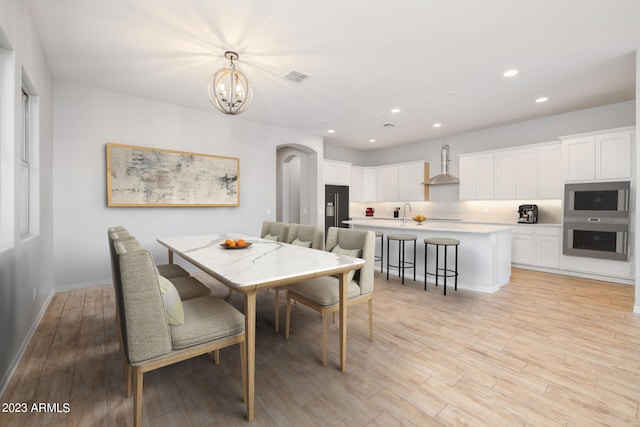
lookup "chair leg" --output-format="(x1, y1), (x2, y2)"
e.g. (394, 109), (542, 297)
(214, 349), (220, 365)
(228, 288), (233, 299)
(132, 368), (143, 427)
(124, 359), (132, 397)
(368, 298), (373, 342)
(239, 342), (247, 405)
(321, 311), (327, 366)
(285, 296), (292, 339)
(274, 289), (280, 332)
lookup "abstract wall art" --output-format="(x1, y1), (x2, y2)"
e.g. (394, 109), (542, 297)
(106, 143), (240, 206)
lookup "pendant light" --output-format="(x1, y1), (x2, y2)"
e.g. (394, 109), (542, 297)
(207, 51), (253, 115)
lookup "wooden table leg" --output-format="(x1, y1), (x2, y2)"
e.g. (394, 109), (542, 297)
(167, 249), (174, 264)
(339, 271), (348, 372)
(244, 291), (256, 421)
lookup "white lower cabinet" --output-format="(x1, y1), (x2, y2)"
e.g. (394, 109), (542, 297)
(511, 225), (560, 268)
(511, 226), (534, 265)
(533, 227), (561, 269)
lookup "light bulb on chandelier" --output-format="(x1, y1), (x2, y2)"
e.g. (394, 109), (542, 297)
(207, 51), (253, 115)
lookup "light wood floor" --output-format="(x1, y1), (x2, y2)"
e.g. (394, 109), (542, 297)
(2, 268), (640, 426)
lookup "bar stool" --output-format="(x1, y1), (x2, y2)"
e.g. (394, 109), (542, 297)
(374, 231), (384, 273)
(424, 237), (459, 295)
(387, 234), (416, 284)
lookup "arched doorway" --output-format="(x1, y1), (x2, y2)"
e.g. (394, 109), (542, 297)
(276, 144), (319, 225)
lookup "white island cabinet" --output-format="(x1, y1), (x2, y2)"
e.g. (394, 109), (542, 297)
(345, 219), (513, 293)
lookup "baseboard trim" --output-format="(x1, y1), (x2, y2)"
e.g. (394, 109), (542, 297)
(54, 278), (110, 292)
(0, 289), (54, 400)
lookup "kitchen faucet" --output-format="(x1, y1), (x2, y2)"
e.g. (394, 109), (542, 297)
(402, 202), (412, 226)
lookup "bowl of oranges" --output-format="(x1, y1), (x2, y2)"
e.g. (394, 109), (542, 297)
(412, 214), (426, 225)
(221, 239), (252, 249)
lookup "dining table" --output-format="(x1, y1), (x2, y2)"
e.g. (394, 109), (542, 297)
(156, 233), (365, 421)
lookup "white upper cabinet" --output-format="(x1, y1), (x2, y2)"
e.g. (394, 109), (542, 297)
(459, 153), (494, 200)
(516, 147), (539, 199)
(375, 165), (399, 201)
(537, 144), (563, 199)
(494, 151), (516, 200)
(460, 141), (562, 201)
(351, 166), (376, 202)
(561, 128), (634, 182)
(324, 160), (351, 186)
(398, 162), (428, 201)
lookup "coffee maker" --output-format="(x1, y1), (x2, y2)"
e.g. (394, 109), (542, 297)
(518, 204), (538, 223)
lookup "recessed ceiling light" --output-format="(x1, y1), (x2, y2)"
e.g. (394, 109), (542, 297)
(535, 97), (548, 103)
(433, 123), (442, 128)
(369, 139), (376, 143)
(327, 129), (335, 133)
(391, 108), (400, 113)
(503, 69), (518, 77)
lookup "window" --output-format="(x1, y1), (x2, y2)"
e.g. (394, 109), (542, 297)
(20, 87), (30, 237)
(19, 71), (39, 241)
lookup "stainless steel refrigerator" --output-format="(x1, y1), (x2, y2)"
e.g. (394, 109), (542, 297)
(325, 185), (350, 237)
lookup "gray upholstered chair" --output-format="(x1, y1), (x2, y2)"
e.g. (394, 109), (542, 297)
(114, 242), (246, 427)
(107, 228), (213, 394)
(285, 227), (375, 365)
(272, 224), (324, 332)
(108, 229), (211, 300)
(260, 220), (290, 242)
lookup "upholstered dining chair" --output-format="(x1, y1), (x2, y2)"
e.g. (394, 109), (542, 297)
(285, 227), (375, 365)
(107, 228), (214, 394)
(272, 224), (324, 332)
(260, 220), (291, 242)
(114, 241), (246, 427)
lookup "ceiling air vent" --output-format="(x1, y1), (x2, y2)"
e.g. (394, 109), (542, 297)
(382, 123), (395, 127)
(283, 70), (310, 83)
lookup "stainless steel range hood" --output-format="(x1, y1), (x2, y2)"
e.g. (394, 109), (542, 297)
(422, 145), (459, 185)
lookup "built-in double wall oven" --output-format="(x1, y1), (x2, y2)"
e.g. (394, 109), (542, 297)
(563, 181), (630, 261)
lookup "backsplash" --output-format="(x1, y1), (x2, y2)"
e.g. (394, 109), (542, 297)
(351, 199), (562, 224)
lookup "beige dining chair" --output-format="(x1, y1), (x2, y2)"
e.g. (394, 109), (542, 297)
(260, 220), (291, 242)
(107, 228), (214, 394)
(114, 241), (246, 427)
(285, 227), (375, 365)
(272, 224), (324, 332)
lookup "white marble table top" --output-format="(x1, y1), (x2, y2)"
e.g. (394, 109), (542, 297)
(157, 233), (365, 290)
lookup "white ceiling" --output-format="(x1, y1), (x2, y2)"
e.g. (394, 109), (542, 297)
(26, 0), (639, 150)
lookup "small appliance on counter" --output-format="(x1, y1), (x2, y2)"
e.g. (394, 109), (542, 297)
(393, 207), (400, 218)
(365, 207), (375, 217)
(518, 204), (538, 223)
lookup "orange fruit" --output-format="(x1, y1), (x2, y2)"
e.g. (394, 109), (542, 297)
(226, 240), (236, 247)
(236, 239), (247, 247)
(224, 239), (233, 246)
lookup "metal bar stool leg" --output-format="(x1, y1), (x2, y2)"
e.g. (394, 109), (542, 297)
(400, 239), (405, 284)
(412, 240), (416, 281)
(455, 244), (458, 291)
(386, 237), (390, 280)
(424, 242), (427, 290)
(435, 244), (439, 288)
(443, 245), (448, 296)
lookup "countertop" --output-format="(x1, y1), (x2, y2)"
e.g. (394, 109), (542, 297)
(349, 216), (561, 227)
(344, 219), (514, 234)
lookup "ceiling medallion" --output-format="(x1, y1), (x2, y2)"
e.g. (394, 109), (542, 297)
(207, 51), (253, 115)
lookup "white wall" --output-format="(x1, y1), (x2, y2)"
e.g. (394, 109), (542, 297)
(52, 80), (323, 288)
(0, 0), (54, 396)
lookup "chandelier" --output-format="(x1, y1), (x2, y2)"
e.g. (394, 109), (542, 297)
(207, 51), (253, 115)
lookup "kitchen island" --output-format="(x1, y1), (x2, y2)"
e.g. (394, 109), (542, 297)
(345, 219), (513, 293)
